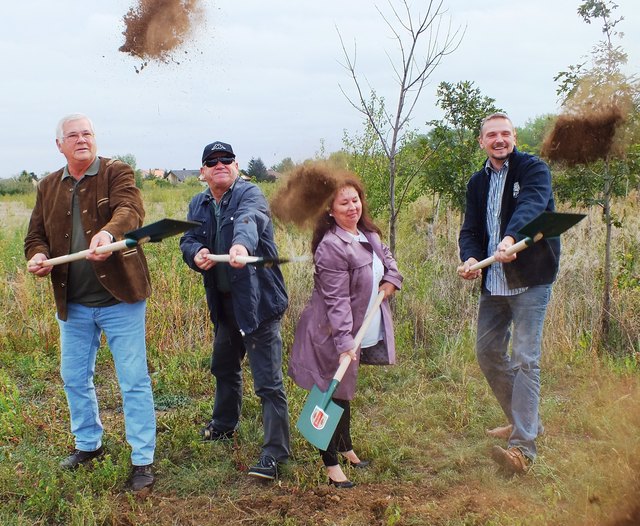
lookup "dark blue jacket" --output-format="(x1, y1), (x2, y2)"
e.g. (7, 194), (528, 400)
(180, 177), (288, 334)
(459, 148), (560, 289)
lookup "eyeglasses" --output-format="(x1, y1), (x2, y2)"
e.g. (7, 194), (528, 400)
(203, 157), (235, 167)
(63, 131), (95, 142)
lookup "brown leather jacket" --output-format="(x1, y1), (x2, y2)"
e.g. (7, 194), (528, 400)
(24, 157), (152, 320)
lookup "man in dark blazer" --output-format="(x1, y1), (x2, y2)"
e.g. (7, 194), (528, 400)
(458, 112), (559, 474)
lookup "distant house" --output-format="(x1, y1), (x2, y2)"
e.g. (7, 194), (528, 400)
(142, 168), (165, 179)
(165, 169), (201, 185)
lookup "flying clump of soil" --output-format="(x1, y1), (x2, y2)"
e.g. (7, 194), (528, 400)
(270, 163), (356, 229)
(541, 105), (625, 166)
(119, 0), (204, 69)
(540, 78), (631, 166)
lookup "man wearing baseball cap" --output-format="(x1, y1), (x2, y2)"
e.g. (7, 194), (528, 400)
(180, 141), (290, 480)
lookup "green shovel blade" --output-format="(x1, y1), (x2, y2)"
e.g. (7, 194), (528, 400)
(518, 212), (585, 239)
(124, 218), (201, 243)
(296, 382), (344, 451)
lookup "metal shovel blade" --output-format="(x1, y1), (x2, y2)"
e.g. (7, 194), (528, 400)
(518, 211), (585, 239)
(464, 211), (586, 272)
(258, 255), (310, 267)
(38, 218), (202, 267)
(125, 218), (201, 242)
(296, 382), (344, 451)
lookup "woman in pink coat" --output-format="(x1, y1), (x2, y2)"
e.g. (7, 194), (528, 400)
(288, 174), (403, 488)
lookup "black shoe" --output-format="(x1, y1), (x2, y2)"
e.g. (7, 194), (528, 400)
(348, 459), (370, 469)
(328, 478), (356, 488)
(247, 455), (278, 480)
(201, 422), (234, 442)
(339, 451), (370, 469)
(127, 464), (155, 492)
(59, 446), (104, 469)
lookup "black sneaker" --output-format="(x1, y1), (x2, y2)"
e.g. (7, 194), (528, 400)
(127, 464), (155, 493)
(201, 422), (234, 442)
(247, 455), (277, 480)
(59, 446), (104, 469)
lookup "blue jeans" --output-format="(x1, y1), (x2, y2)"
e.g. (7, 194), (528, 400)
(57, 301), (156, 466)
(476, 285), (551, 460)
(210, 296), (290, 462)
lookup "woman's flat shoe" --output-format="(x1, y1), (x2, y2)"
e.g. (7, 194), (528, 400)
(348, 460), (370, 469)
(328, 478), (356, 488)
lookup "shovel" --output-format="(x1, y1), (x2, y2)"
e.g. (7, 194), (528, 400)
(38, 218), (201, 267)
(459, 211), (585, 272)
(206, 254), (310, 267)
(296, 290), (386, 450)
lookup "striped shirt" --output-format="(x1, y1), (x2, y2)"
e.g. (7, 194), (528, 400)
(485, 160), (527, 296)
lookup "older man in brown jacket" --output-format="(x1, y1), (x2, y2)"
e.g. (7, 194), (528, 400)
(24, 113), (156, 493)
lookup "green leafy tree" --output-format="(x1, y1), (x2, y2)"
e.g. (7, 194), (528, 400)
(246, 157), (270, 182)
(338, 0), (463, 253)
(326, 150), (351, 170)
(552, 0), (640, 348)
(424, 81), (500, 217)
(516, 114), (556, 155)
(271, 157), (295, 174)
(114, 153), (144, 189)
(18, 170), (36, 184)
(0, 170), (35, 195)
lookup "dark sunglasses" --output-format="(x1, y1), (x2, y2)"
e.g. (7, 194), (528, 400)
(203, 157), (235, 167)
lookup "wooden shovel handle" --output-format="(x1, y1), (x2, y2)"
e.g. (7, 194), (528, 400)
(459, 232), (543, 272)
(334, 290), (386, 382)
(39, 238), (142, 267)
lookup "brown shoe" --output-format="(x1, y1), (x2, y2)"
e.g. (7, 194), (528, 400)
(491, 446), (531, 474)
(486, 424), (513, 440)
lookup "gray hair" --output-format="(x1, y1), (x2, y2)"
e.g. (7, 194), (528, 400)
(479, 112), (513, 136)
(56, 113), (95, 140)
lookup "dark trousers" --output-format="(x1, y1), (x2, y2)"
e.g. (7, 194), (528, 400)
(210, 296), (290, 462)
(320, 398), (352, 466)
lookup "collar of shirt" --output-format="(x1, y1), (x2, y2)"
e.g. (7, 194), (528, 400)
(62, 156), (100, 181)
(204, 176), (239, 206)
(333, 224), (364, 244)
(484, 158), (509, 177)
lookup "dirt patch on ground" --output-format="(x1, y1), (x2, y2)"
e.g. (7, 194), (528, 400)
(112, 478), (528, 526)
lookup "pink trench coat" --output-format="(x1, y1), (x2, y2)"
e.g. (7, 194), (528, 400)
(288, 226), (403, 400)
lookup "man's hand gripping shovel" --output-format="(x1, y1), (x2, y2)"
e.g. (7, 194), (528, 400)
(457, 211), (585, 273)
(30, 219), (200, 267)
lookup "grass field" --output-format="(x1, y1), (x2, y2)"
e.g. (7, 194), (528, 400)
(1, 183), (639, 525)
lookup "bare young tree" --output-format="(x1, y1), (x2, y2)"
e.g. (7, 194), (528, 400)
(338, 0), (463, 252)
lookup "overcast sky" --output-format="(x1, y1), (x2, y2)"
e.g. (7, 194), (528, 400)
(2, 0), (639, 178)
